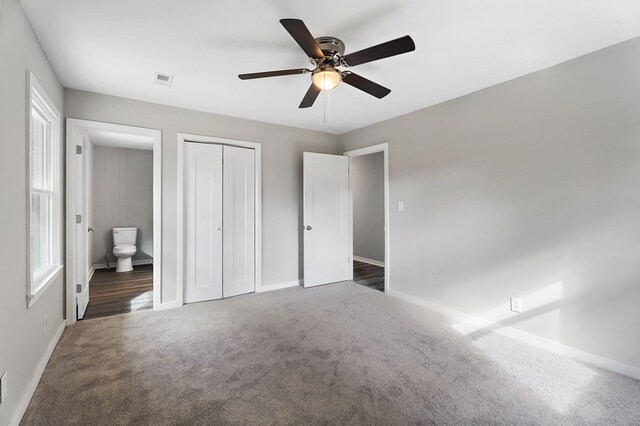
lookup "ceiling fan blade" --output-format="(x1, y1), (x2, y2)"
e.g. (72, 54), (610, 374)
(342, 35), (415, 67)
(238, 68), (310, 80)
(299, 83), (321, 108)
(342, 72), (391, 99)
(280, 18), (325, 59)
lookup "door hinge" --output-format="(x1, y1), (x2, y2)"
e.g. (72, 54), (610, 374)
(76, 284), (82, 293)
(76, 145), (83, 154)
(76, 214), (82, 224)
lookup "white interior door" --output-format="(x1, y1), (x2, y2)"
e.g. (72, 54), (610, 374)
(76, 139), (89, 319)
(184, 142), (223, 303)
(303, 152), (351, 287)
(223, 146), (255, 297)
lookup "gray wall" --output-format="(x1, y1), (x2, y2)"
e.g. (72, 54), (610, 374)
(352, 152), (385, 263)
(340, 37), (640, 369)
(0, 0), (65, 423)
(91, 146), (153, 265)
(65, 89), (341, 302)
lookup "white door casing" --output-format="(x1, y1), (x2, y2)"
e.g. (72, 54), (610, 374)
(303, 152), (351, 287)
(66, 118), (162, 325)
(223, 145), (256, 298)
(343, 142), (390, 293)
(184, 142), (224, 303)
(75, 137), (89, 319)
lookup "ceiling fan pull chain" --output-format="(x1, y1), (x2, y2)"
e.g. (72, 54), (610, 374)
(324, 91), (334, 133)
(323, 90), (328, 125)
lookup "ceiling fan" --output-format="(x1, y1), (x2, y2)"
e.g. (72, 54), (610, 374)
(238, 19), (416, 108)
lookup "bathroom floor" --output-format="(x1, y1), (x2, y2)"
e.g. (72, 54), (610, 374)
(83, 264), (153, 320)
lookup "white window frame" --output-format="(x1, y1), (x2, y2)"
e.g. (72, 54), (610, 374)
(27, 72), (63, 307)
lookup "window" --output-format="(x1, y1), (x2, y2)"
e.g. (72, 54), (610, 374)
(28, 73), (62, 307)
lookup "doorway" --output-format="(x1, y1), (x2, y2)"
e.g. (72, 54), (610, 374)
(176, 133), (262, 305)
(345, 143), (389, 293)
(300, 145), (390, 291)
(65, 119), (162, 324)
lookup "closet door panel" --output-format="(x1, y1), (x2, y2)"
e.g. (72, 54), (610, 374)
(223, 145), (255, 297)
(184, 142), (223, 303)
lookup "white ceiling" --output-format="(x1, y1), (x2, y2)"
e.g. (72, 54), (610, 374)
(21, 0), (640, 134)
(85, 129), (153, 150)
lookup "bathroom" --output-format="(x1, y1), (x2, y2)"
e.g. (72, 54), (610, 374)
(83, 131), (154, 319)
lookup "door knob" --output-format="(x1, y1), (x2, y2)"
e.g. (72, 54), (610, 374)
(305, 226), (312, 231)
(88, 226), (95, 232)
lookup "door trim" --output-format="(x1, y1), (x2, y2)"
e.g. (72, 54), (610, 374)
(343, 143), (390, 293)
(176, 133), (262, 306)
(65, 118), (163, 325)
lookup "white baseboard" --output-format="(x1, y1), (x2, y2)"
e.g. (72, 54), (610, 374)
(256, 280), (301, 293)
(153, 300), (178, 311)
(93, 259), (153, 270)
(88, 265), (95, 282)
(9, 321), (65, 426)
(155, 280), (301, 309)
(388, 288), (640, 381)
(353, 256), (385, 267)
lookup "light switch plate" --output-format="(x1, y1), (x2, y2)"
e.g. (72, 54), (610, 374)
(398, 201), (404, 212)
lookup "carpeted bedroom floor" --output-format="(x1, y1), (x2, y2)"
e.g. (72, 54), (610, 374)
(22, 282), (640, 425)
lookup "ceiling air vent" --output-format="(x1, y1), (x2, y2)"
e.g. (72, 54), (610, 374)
(153, 72), (174, 87)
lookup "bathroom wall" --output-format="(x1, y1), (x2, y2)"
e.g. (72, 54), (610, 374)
(352, 152), (385, 263)
(0, 0), (65, 423)
(91, 145), (153, 266)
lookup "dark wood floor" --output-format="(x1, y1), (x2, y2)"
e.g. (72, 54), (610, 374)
(353, 260), (385, 292)
(83, 264), (153, 320)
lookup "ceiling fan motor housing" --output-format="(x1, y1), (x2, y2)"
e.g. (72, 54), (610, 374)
(315, 36), (346, 58)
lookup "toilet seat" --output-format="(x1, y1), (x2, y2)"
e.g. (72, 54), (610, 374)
(113, 244), (136, 256)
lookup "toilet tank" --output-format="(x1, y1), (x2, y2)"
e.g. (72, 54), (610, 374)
(113, 227), (137, 247)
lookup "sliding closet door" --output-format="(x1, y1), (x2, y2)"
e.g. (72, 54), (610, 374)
(223, 146), (255, 297)
(184, 142), (223, 303)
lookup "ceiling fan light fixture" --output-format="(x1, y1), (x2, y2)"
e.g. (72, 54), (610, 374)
(312, 68), (341, 90)
(238, 19), (416, 108)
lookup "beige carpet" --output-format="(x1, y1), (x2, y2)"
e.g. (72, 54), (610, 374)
(22, 282), (640, 425)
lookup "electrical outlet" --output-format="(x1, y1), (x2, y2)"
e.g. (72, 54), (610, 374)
(398, 201), (404, 212)
(1, 372), (7, 404)
(510, 297), (522, 313)
(43, 315), (48, 336)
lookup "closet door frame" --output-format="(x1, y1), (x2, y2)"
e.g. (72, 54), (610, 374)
(176, 133), (262, 306)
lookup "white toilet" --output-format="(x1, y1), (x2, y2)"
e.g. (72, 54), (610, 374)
(112, 227), (137, 272)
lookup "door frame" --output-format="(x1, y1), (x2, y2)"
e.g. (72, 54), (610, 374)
(176, 133), (262, 306)
(65, 118), (163, 325)
(343, 143), (390, 293)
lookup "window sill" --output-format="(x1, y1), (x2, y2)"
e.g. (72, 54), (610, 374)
(28, 265), (63, 308)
